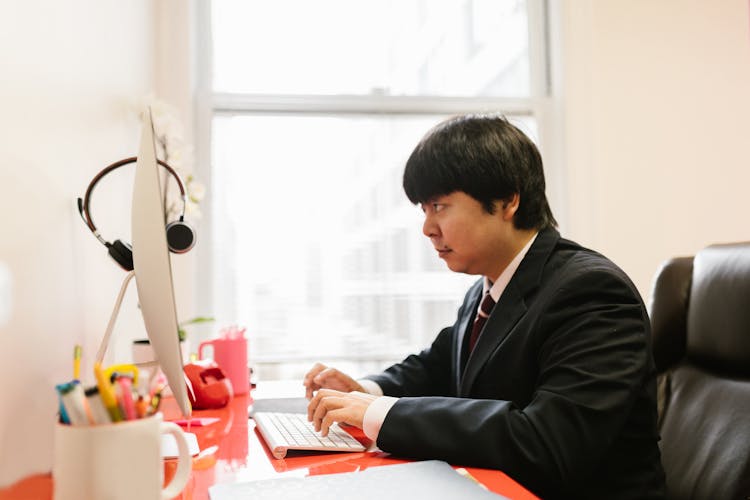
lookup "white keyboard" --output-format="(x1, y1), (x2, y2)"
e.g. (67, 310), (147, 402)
(253, 412), (366, 459)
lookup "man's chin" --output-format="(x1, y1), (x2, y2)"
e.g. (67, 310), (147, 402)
(443, 259), (481, 276)
(443, 259), (465, 274)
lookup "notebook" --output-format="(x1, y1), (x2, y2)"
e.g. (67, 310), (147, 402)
(208, 460), (507, 499)
(161, 431), (200, 458)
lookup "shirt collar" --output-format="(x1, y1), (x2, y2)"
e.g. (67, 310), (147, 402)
(483, 232), (538, 302)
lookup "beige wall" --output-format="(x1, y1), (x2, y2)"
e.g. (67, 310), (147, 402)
(560, 0), (750, 302)
(0, 0), (198, 485)
(0, 1), (156, 485)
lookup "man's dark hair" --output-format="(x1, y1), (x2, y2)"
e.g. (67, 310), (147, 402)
(402, 114), (557, 230)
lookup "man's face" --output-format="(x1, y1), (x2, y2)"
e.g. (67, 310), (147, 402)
(420, 191), (517, 279)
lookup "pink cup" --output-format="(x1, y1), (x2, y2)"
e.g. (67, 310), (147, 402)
(198, 337), (249, 395)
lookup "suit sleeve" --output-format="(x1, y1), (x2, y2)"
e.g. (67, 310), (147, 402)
(375, 268), (653, 496)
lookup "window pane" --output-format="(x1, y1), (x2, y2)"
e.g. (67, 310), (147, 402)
(212, 0), (530, 97)
(210, 114), (536, 380)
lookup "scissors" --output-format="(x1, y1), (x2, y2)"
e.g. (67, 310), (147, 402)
(104, 363), (139, 386)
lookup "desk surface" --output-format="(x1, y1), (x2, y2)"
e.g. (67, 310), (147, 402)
(0, 386), (538, 500)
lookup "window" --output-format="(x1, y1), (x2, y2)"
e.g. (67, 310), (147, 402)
(197, 0), (556, 381)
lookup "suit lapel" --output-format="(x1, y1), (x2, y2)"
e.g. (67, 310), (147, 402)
(458, 228), (560, 396)
(454, 282), (482, 394)
(460, 282), (526, 395)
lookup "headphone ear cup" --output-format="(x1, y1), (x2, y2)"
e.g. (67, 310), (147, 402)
(108, 240), (134, 271)
(165, 220), (196, 254)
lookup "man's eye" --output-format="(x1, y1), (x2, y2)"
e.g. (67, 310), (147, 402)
(433, 203), (444, 212)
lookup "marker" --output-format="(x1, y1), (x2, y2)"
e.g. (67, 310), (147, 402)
(94, 362), (122, 422)
(55, 385), (71, 424)
(135, 395), (148, 419)
(85, 386), (112, 425)
(114, 373), (137, 420)
(57, 381), (90, 426)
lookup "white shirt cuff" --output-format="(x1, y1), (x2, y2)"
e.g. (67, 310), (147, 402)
(358, 379), (384, 396)
(362, 396), (398, 441)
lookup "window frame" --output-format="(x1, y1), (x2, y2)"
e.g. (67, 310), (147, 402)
(191, 0), (564, 369)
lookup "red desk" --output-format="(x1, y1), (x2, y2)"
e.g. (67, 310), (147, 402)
(0, 392), (538, 500)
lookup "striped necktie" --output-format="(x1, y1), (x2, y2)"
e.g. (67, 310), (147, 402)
(469, 292), (496, 353)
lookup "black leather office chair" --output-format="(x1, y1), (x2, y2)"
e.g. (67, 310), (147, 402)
(649, 242), (750, 500)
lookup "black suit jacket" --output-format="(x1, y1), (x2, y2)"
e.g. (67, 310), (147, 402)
(365, 229), (666, 499)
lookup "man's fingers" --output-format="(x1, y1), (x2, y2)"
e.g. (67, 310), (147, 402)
(312, 394), (347, 431)
(319, 408), (349, 437)
(304, 364), (364, 397)
(311, 362), (328, 378)
(313, 367), (342, 387)
(307, 389), (372, 436)
(303, 362), (327, 387)
(307, 392), (320, 421)
(307, 388), (341, 422)
(302, 362), (328, 400)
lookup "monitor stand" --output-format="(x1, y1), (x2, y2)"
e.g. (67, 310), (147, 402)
(94, 270), (198, 450)
(95, 270), (135, 364)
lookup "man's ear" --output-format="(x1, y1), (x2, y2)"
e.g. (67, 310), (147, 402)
(500, 193), (520, 221)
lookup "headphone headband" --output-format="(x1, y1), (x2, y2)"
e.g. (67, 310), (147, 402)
(77, 156), (187, 239)
(77, 156), (196, 270)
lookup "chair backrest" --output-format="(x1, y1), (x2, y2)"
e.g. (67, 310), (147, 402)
(649, 242), (750, 500)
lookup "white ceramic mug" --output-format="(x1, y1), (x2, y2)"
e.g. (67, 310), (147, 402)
(53, 413), (191, 500)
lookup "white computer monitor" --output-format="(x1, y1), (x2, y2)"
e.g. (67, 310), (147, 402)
(131, 108), (192, 417)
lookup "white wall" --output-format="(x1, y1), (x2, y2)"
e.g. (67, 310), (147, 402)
(560, 0), (750, 301)
(0, 1), (157, 485)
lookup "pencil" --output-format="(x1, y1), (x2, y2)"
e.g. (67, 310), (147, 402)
(73, 344), (82, 380)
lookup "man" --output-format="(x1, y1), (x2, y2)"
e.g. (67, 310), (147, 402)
(304, 114), (666, 499)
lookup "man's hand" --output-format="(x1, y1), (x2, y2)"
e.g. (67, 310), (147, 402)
(307, 389), (377, 436)
(302, 362), (365, 400)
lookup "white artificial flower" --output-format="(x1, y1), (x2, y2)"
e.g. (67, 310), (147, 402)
(136, 94), (205, 224)
(187, 179), (206, 203)
(184, 199), (202, 219)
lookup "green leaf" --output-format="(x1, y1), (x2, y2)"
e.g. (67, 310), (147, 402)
(179, 316), (215, 327)
(177, 316), (215, 341)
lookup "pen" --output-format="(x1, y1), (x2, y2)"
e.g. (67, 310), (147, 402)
(94, 362), (122, 422)
(73, 344), (82, 381)
(85, 385), (112, 425)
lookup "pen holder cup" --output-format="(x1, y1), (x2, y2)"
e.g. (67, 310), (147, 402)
(198, 337), (249, 395)
(53, 413), (191, 500)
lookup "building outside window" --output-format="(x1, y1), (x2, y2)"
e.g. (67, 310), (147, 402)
(197, 0), (558, 381)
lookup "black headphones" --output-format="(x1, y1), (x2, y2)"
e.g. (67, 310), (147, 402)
(77, 156), (197, 271)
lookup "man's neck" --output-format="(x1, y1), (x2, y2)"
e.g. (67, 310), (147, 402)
(486, 229), (538, 283)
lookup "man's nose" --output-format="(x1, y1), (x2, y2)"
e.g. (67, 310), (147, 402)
(423, 214), (437, 238)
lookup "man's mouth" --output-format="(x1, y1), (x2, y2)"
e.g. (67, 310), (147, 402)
(437, 248), (451, 256)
